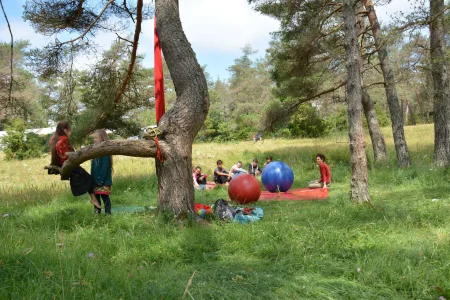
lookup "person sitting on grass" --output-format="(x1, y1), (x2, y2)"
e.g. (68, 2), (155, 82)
(263, 156), (273, 168)
(49, 121), (101, 210)
(193, 166), (200, 190)
(248, 158), (262, 176)
(308, 153), (331, 189)
(228, 161), (247, 180)
(214, 160), (230, 185)
(194, 166), (208, 191)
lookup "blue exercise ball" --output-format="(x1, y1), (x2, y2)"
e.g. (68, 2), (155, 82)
(261, 161), (294, 192)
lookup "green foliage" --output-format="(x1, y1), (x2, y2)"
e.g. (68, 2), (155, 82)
(1, 119), (45, 160)
(326, 106), (349, 132)
(287, 103), (330, 138)
(1, 125), (450, 299)
(0, 41), (46, 130)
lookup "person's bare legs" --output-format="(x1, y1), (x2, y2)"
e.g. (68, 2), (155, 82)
(89, 193), (101, 209)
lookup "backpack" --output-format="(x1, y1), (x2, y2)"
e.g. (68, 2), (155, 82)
(213, 199), (235, 221)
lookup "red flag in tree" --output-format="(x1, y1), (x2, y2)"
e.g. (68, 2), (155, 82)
(154, 17), (165, 123)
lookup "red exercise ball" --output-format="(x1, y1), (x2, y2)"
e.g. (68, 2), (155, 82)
(228, 174), (261, 204)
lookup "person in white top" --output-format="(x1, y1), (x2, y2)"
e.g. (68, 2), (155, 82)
(228, 161), (247, 180)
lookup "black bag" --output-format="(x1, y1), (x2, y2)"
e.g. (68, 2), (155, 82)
(213, 199), (235, 221)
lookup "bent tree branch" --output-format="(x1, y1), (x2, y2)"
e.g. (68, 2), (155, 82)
(114, 0), (143, 103)
(58, 140), (157, 179)
(0, 0), (13, 105)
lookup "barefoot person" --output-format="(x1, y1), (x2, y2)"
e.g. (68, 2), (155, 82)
(308, 153), (331, 189)
(49, 121), (101, 209)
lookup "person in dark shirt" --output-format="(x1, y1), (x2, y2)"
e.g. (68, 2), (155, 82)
(248, 158), (262, 176)
(214, 160), (229, 185)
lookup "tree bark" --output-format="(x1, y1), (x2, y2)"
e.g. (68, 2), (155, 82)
(155, 0), (209, 214)
(58, 140), (158, 180)
(430, 0), (450, 166)
(343, 0), (370, 203)
(356, 2), (387, 162)
(362, 0), (411, 167)
(361, 89), (387, 161)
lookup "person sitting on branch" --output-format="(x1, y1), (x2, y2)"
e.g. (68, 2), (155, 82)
(49, 121), (101, 209)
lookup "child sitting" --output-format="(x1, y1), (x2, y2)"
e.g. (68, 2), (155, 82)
(248, 158), (262, 176)
(228, 161), (247, 180)
(214, 160), (230, 185)
(49, 121), (101, 209)
(308, 153), (331, 189)
(194, 166), (208, 191)
(263, 156), (272, 168)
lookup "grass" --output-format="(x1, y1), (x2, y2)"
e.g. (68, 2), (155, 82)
(1, 124), (450, 299)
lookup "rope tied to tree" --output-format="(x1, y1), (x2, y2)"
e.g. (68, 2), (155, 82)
(142, 127), (164, 162)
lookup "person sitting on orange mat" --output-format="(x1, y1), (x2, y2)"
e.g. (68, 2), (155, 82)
(194, 166), (208, 191)
(308, 153), (331, 189)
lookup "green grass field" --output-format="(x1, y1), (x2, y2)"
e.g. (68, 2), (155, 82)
(1, 124), (449, 299)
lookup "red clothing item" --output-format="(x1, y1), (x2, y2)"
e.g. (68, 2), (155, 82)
(319, 162), (331, 183)
(55, 136), (71, 165)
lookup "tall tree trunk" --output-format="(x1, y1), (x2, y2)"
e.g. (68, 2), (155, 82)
(343, 0), (370, 203)
(361, 89), (387, 161)
(357, 2), (387, 162)
(155, 0), (210, 214)
(430, 0), (450, 166)
(362, 0), (411, 167)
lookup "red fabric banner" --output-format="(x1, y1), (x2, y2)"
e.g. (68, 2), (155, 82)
(154, 17), (165, 123)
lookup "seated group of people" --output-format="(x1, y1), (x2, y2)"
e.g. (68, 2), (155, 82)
(193, 153), (331, 191)
(193, 156), (273, 190)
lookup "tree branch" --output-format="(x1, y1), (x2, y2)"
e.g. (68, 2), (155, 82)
(287, 81), (347, 112)
(56, 0), (114, 47)
(116, 33), (134, 44)
(363, 81), (385, 88)
(57, 139), (158, 180)
(123, 0), (135, 23)
(113, 0), (143, 103)
(0, 0), (13, 105)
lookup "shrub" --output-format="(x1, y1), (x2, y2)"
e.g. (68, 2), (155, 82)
(1, 119), (45, 160)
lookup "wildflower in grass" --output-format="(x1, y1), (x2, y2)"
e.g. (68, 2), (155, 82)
(438, 296), (447, 300)
(356, 268), (361, 273)
(88, 252), (94, 258)
(3, 214), (9, 218)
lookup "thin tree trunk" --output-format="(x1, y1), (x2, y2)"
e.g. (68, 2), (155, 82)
(155, 0), (210, 214)
(362, 0), (411, 167)
(408, 101), (416, 125)
(357, 2), (387, 162)
(403, 99), (408, 124)
(362, 89), (387, 161)
(343, 0), (370, 203)
(430, 0), (450, 166)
